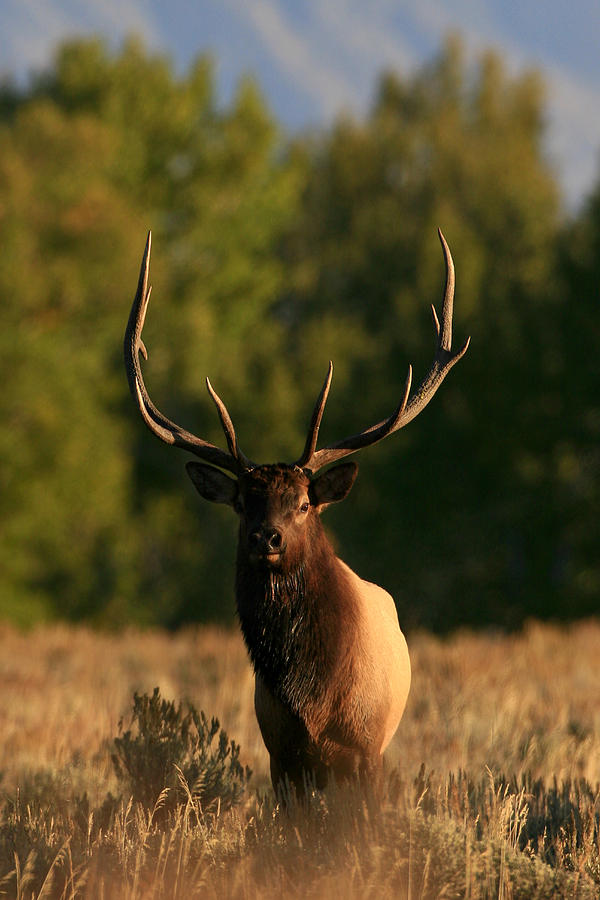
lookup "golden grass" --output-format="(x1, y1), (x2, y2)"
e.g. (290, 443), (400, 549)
(1, 618), (599, 897)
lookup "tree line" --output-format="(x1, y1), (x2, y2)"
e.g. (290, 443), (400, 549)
(0, 35), (598, 631)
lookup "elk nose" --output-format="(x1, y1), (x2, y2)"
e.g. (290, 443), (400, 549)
(265, 528), (283, 551)
(249, 527), (283, 553)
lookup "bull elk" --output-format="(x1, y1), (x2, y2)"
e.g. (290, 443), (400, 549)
(124, 230), (469, 794)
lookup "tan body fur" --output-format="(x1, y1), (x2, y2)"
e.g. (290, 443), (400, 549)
(254, 557), (411, 789)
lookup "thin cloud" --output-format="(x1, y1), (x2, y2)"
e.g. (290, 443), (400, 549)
(0, 0), (160, 76)
(312, 1), (419, 79)
(227, 0), (355, 118)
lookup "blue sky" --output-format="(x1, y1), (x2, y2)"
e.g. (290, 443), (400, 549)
(1, 0), (599, 210)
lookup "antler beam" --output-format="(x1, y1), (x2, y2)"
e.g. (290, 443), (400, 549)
(296, 229), (470, 473)
(124, 232), (251, 475)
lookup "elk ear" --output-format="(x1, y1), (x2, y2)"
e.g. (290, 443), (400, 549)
(186, 462), (237, 506)
(310, 462), (358, 509)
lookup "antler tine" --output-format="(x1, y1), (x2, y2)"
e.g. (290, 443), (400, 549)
(206, 378), (253, 470)
(436, 228), (455, 351)
(295, 361), (333, 469)
(300, 366), (413, 472)
(300, 230), (470, 474)
(124, 233), (250, 475)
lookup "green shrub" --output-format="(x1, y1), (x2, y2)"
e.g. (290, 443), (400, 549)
(112, 688), (251, 815)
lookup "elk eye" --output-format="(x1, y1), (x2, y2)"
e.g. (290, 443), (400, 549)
(299, 501), (310, 513)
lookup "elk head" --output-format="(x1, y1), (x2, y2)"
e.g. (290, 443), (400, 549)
(185, 461), (358, 573)
(124, 230), (469, 568)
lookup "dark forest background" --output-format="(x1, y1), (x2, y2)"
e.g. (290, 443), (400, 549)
(1, 35), (598, 632)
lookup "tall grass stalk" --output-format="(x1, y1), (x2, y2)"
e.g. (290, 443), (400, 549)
(0, 620), (598, 897)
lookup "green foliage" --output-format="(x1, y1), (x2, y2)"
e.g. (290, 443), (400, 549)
(0, 33), (598, 629)
(0, 36), (304, 626)
(552, 185), (600, 617)
(282, 36), (574, 629)
(112, 688), (251, 814)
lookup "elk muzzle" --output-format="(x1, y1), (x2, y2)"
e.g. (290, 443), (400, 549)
(247, 525), (287, 564)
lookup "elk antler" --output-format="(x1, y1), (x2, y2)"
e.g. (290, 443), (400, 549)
(124, 232), (252, 474)
(296, 229), (470, 473)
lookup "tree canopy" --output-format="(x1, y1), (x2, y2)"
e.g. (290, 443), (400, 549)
(0, 36), (597, 630)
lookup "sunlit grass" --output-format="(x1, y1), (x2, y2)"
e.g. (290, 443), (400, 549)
(0, 619), (599, 897)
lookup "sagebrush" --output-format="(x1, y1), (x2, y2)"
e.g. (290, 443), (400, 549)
(0, 621), (599, 897)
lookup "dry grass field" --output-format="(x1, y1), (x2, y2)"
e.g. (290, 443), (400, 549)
(0, 619), (599, 898)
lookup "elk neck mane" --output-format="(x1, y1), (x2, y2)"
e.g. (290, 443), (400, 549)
(235, 519), (357, 719)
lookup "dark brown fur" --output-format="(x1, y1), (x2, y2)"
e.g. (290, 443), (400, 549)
(235, 468), (364, 741)
(187, 461), (387, 792)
